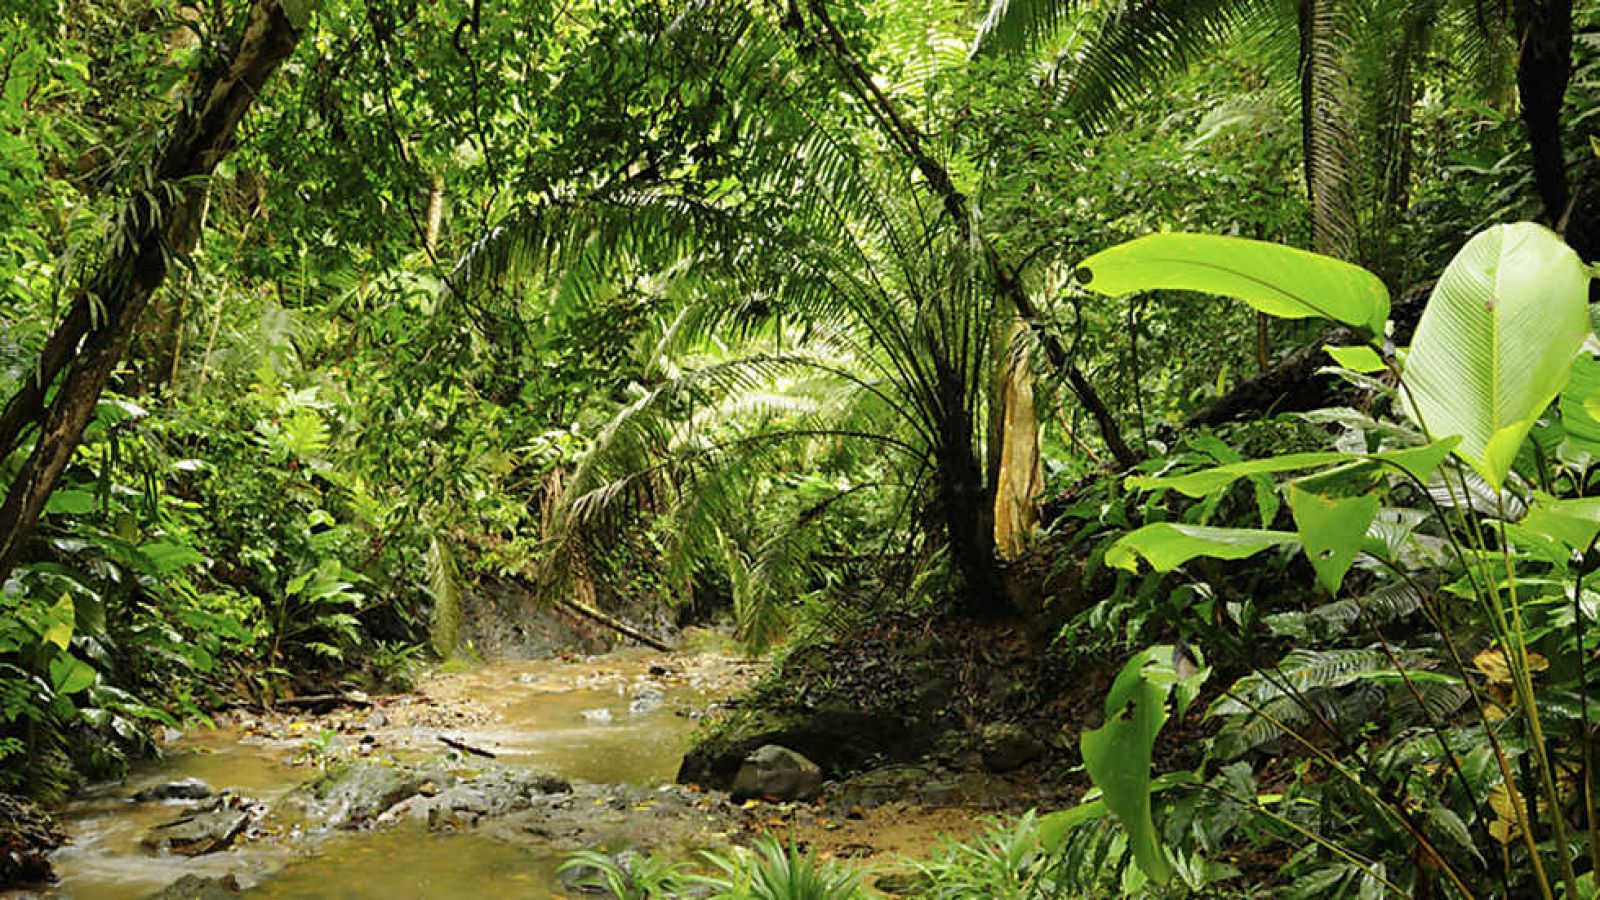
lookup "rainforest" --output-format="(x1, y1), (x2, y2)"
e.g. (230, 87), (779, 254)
(2, 1), (1599, 897)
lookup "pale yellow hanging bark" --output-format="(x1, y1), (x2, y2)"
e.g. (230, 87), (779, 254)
(992, 321), (1042, 560)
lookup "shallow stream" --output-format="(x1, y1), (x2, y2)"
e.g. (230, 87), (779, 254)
(30, 649), (756, 899)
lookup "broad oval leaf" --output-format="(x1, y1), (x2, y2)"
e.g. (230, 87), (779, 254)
(49, 654), (96, 695)
(1521, 494), (1600, 551)
(1076, 233), (1391, 336)
(1106, 524), (1300, 572)
(1401, 224), (1592, 489)
(1126, 439), (1459, 499)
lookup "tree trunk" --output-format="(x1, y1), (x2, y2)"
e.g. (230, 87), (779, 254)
(1513, 0), (1575, 234)
(932, 368), (1007, 617)
(424, 172), (446, 254)
(1298, 0), (1359, 261)
(0, 0), (301, 580)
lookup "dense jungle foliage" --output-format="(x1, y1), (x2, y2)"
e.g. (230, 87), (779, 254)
(4, 0), (1600, 896)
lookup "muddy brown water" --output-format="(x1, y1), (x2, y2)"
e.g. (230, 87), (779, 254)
(29, 649), (757, 899)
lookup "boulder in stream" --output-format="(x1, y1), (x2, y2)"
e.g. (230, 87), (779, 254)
(303, 761), (458, 829)
(730, 744), (824, 802)
(134, 778), (214, 802)
(398, 768), (572, 830)
(142, 794), (257, 856)
(628, 684), (665, 715)
(145, 874), (243, 899)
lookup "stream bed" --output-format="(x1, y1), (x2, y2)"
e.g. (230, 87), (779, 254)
(27, 649), (760, 899)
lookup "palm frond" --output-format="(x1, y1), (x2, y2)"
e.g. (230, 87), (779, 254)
(971, 0), (1085, 57)
(1060, 0), (1291, 131)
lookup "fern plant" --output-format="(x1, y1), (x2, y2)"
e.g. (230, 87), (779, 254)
(451, 1), (1053, 622)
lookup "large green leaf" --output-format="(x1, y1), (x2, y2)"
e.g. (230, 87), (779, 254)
(1106, 524), (1300, 572)
(1076, 233), (1390, 336)
(1126, 440), (1458, 499)
(1081, 647), (1209, 884)
(1520, 494), (1600, 551)
(1559, 354), (1600, 455)
(1288, 485), (1380, 595)
(49, 654), (96, 696)
(1401, 224), (1592, 489)
(1127, 452), (1349, 497)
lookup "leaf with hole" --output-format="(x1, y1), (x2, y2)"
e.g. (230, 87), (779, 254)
(1080, 647), (1209, 885)
(1287, 485), (1380, 594)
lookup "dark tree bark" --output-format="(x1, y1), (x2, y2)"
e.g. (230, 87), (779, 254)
(1513, 0), (1577, 243)
(930, 369), (1007, 617)
(0, 0), (302, 580)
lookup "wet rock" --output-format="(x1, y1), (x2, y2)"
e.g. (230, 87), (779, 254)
(400, 768), (572, 830)
(134, 778), (214, 802)
(580, 708), (613, 724)
(828, 765), (932, 810)
(628, 685), (665, 715)
(979, 723), (1045, 773)
(304, 762), (456, 829)
(558, 848), (645, 895)
(730, 745), (824, 802)
(483, 783), (723, 855)
(145, 874), (243, 898)
(0, 793), (65, 889)
(142, 794), (257, 856)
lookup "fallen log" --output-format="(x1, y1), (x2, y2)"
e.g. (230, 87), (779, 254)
(557, 597), (675, 653)
(438, 736), (497, 759)
(1185, 281), (1432, 428)
(273, 693), (372, 713)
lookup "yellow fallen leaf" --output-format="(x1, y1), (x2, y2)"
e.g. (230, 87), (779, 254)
(1487, 780), (1527, 845)
(1473, 648), (1548, 684)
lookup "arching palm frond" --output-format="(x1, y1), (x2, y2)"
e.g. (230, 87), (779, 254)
(1060, 0), (1291, 131)
(971, 0), (1087, 58)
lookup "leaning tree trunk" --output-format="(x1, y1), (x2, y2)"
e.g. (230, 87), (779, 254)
(0, 0), (302, 581)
